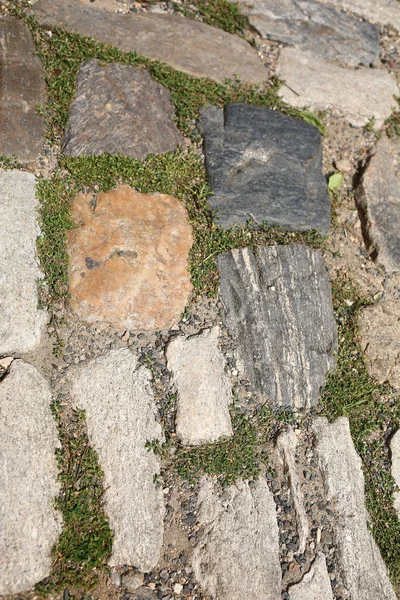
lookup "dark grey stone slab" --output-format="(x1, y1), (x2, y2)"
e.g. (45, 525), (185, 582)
(29, 0), (267, 84)
(231, 0), (379, 67)
(0, 18), (46, 163)
(355, 135), (400, 272)
(218, 244), (337, 409)
(62, 59), (184, 159)
(199, 104), (330, 234)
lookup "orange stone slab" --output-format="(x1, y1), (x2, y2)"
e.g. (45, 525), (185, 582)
(68, 186), (193, 331)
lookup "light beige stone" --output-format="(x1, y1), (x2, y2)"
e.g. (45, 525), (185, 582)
(277, 47), (399, 128)
(30, 0), (268, 84)
(166, 327), (233, 445)
(68, 185), (193, 331)
(359, 300), (400, 389)
(71, 349), (164, 570)
(288, 552), (333, 600)
(391, 430), (400, 517)
(0, 360), (61, 594)
(192, 476), (281, 600)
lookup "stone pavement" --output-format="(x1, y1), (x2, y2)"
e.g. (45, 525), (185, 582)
(1, 0), (400, 599)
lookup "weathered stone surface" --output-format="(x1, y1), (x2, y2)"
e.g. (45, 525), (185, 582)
(391, 430), (400, 517)
(68, 185), (193, 331)
(313, 417), (397, 600)
(359, 301), (400, 389)
(0, 360), (61, 595)
(277, 427), (309, 553)
(288, 552), (333, 600)
(320, 0), (400, 30)
(355, 136), (400, 272)
(0, 170), (47, 354)
(166, 327), (233, 445)
(71, 349), (164, 570)
(199, 104), (330, 233)
(218, 245), (337, 408)
(192, 476), (281, 600)
(277, 48), (399, 128)
(29, 0), (267, 84)
(0, 18), (46, 163)
(231, 0), (379, 67)
(63, 59), (184, 159)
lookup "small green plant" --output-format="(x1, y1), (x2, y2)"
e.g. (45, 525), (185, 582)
(0, 154), (21, 170)
(37, 408), (113, 592)
(385, 98), (400, 138)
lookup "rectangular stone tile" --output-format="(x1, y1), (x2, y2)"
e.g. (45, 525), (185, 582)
(0, 18), (46, 163)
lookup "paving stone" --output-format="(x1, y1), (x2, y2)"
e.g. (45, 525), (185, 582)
(29, 0), (267, 84)
(199, 104), (330, 233)
(218, 245), (337, 408)
(319, 0), (400, 30)
(355, 136), (400, 272)
(70, 348), (164, 570)
(391, 430), (400, 517)
(277, 48), (399, 128)
(192, 476), (281, 600)
(230, 0), (379, 67)
(359, 301), (400, 389)
(68, 185), (193, 331)
(276, 427), (309, 553)
(0, 18), (46, 163)
(312, 417), (397, 600)
(62, 59), (184, 159)
(0, 170), (48, 355)
(166, 327), (233, 445)
(0, 360), (61, 595)
(288, 552), (333, 600)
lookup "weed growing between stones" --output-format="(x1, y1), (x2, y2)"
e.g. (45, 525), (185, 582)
(319, 273), (400, 589)
(385, 97), (400, 137)
(0, 154), (21, 170)
(168, 0), (249, 35)
(36, 406), (112, 593)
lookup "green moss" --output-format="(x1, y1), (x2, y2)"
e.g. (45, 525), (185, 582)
(36, 407), (113, 593)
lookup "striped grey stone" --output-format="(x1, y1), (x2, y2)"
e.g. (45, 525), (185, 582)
(319, 0), (400, 30)
(355, 135), (400, 273)
(70, 348), (164, 570)
(277, 48), (399, 128)
(288, 552), (333, 600)
(62, 60), (184, 159)
(277, 427), (309, 553)
(0, 18), (46, 163)
(229, 0), (379, 67)
(312, 417), (397, 600)
(391, 430), (400, 518)
(0, 360), (61, 595)
(166, 327), (233, 445)
(192, 476), (281, 600)
(0, 170), (48, 355)
(29, 0), (267, 84)
(218, 244), (337, 408)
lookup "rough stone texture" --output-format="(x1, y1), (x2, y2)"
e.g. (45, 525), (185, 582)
(218, 245), (337, 408)
(0, 170), (48, 354)
(312, 417), (397, 600)
(391, 430), (400, 517)
(199, 104), (330, 233)
(231, 0), (379, 67)
(0, 18), (46, 163)
(70, 349), (164, 570)
(166, 327), (233, 445)
(62, 59), (184, 159)
(68, 185), (193, 331)
(355, 136), (400, 272)
(359, 301), (400, 389)
(277, 427), (309, 553)
(288, 552), (333, 600)
(0, 360), (61, 595)
(277, 48), (399, 128)
(29, 0), (267, 84)
(192, 476), (281, 600)
(320, 0), (400, 30)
